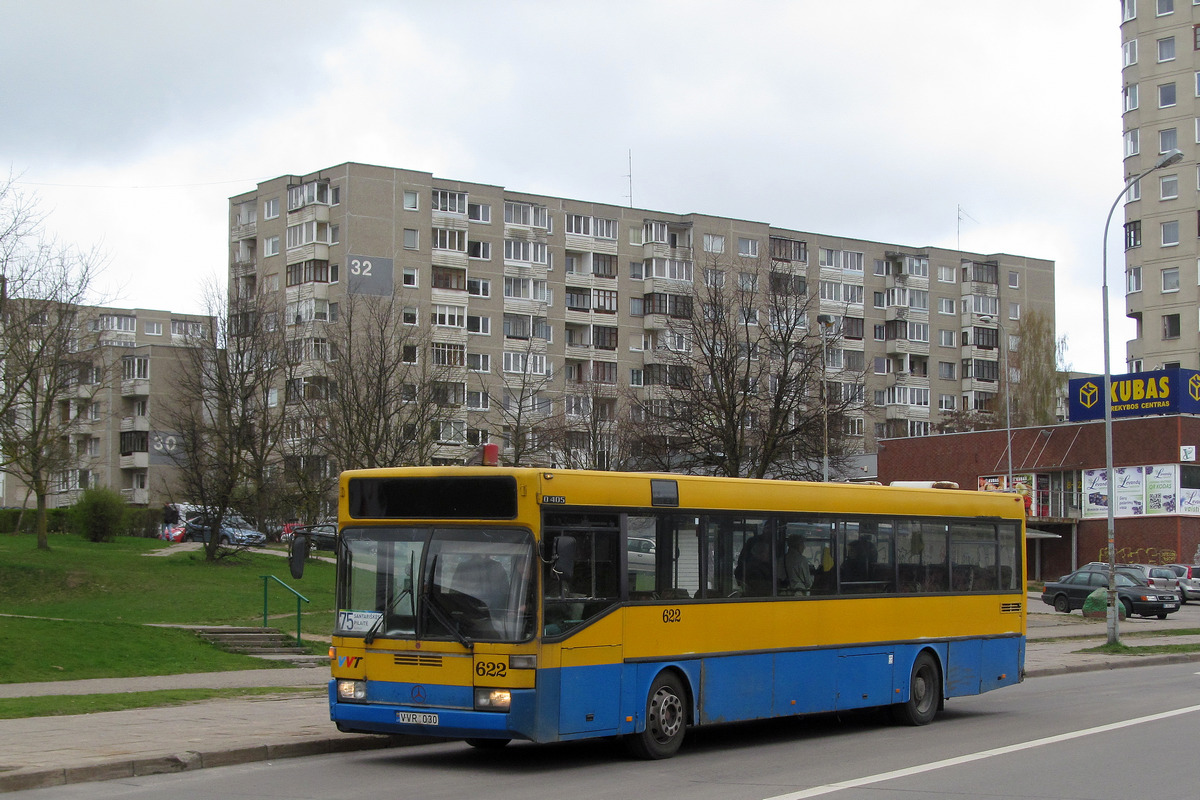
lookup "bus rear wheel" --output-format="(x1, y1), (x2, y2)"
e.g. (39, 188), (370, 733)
(891, 652), (941, 726)
(465, 737), (510, 750)
(626, 672), (688, 759)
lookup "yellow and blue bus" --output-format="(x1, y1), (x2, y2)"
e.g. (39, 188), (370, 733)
(309, 466), (1025, 758)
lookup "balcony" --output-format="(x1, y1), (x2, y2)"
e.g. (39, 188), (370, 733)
(121, 452), (149, 470)
(231, 220), (257, 240)
(120, 415), (150, 433)
(121, 379), (150, 397)
(121, 487), (150, 506)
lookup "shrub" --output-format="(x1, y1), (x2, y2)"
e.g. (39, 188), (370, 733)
(71, 488), (128, 543)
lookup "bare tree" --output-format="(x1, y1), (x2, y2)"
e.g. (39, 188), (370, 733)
(301, 291), (458, 473)
(633, 253), (860, 479)
(0, 178), (106, 550)
(480, 332), (557, 466)
(160, 281), (287, 560)
(539, 373), (635, 470)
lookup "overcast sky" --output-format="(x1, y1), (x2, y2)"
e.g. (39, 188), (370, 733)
(2, 0), (1123, 373)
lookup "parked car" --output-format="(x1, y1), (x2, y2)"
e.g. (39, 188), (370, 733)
(183, 514), (267, 547)
(1167, 564), (1200, 602)
(628, 536), (655, 573)
(1077, 562), (1145, 585)
(1041, 568), (1180, 618)
(291, 523), (337, 552)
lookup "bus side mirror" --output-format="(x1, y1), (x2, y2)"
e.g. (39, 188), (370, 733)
(553, 535), (576, 579)
(288, 535), (308, 579)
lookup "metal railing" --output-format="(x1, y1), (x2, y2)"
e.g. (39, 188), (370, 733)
(261, 575), (310, 644)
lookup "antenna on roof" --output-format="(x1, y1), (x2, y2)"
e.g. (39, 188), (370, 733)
(624, 150), (633, 208)
(957, 205), (979, 251)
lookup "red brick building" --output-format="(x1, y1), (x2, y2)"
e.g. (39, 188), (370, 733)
(876, 415), (1200, 580)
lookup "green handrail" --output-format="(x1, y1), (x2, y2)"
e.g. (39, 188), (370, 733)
(261, 575), (311, 645)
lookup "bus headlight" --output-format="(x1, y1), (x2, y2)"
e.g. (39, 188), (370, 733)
(337, 680), (367, 701)
(474, 688), (512, 711)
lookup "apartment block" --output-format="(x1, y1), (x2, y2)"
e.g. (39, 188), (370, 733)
(229, 163), (1054, 468)
(1120, 0), (1200, 370)
(0, 306), (214, 510)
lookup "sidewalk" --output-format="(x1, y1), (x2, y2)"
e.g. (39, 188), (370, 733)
(3, 605), (1200, 793)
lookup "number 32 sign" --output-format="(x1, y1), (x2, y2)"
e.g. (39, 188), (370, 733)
(347, 255), (394, 296)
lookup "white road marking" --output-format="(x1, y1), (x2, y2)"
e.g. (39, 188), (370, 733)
(764, 703), (1200, 799)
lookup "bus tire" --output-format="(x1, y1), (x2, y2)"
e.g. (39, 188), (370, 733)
(626, 671), (688, 759)
(465, 737), (510, 750)
(891, 652), (941, 726)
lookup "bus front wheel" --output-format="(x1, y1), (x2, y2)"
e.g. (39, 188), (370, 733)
(626, 671), (688, 759)
(891, 652), (941, 726)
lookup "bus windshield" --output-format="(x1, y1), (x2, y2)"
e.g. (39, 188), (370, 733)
(336, 526), (537, 644)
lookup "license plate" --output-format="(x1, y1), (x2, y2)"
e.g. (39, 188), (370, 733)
(397, 711), (439, 726)
(1164, 604), (1178, 610)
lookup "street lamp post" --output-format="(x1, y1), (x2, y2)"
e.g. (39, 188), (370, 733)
(1101, 147), (1184, 645)
(980, 315), (1013, 492)
(817, 314), (834, 482)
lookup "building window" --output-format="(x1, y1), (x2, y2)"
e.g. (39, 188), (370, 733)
(737, 237), (758, 257)
(403, 190), (419, 210)
(1161, 127), (1178, 153)
(1162, 174), (1179, 200)
(1128, 266), (1142, 292)
(1163, 219), (1180, 246)
(263, 236), (280, 257)
(467, 240), (491, 259)
(1164, 313), (1181, 339)
(1123, 0), (1136, 20)
(1160, 82), (1177, 108)
(1159, 36), (1176, 62)
(1163, 267), (1180, 292)
(1125, 129), (1140, 157)
(937, 264), (956, 283)
(403, 229), (419, 250)
(1009, 302), (1021, 321)
(1124, 38), (1139, 66)
(1158, 0), (1173, 14)
(432, 190), (467, 214)
(467, 315), (490, 335)
(938, 361), (956, 380)
(703, 233), (725, 253)
(939, 329), (956, 347)
(432, 228), (466, 252)
(939, 394), (956, 411)
(264, 197), (279, 219)
(144, 321), (162, 335)
(1125, 220), (1142, 249)
(402, 268), (418, 288)
(1124, 83), (1138, 112)
(467, 277), (490, 297)
(468, 202), (491, 223)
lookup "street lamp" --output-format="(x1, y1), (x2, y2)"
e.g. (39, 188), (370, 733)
(979, 316), (1013, 492)
(817, 314), (834, 481)
(1101, 147), (1184, 645)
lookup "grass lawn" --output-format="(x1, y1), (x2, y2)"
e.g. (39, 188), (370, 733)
(0, 532), (337, 684)
(0, 687), (326, 720)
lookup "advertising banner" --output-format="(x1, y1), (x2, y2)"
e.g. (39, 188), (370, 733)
(1068, 368), (1200, 421)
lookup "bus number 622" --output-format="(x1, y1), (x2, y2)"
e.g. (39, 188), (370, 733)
(662, 608), (681, 623)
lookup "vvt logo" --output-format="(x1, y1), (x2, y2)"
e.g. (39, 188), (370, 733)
(337, 656), (362, 668)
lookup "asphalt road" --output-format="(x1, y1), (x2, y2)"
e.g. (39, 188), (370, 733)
(13, 660), (1198, 799)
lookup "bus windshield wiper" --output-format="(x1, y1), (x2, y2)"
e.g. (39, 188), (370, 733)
(364, 585), (411, 645)
(418, 553), (471, 649)
(423, 591), (472, 649)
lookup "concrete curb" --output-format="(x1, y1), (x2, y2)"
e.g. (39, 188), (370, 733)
(0, 734), (429, 793)
(1023, 649), (1200, 678)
